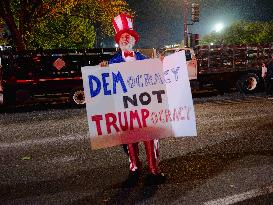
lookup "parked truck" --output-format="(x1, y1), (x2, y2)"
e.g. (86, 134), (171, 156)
(163, 44), (273, 93)
(0, 48), (116, 107)
(0, 44), (272, 108)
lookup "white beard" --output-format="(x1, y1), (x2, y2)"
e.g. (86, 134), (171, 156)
(119, 36), (136, 51)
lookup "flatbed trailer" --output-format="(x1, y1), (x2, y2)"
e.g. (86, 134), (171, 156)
(163, 44), (273, 93)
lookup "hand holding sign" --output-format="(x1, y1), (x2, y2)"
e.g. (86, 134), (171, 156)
(99, 60), (109, 67)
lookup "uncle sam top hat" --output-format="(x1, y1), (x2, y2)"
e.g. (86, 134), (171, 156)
(113, 13), (140, 43)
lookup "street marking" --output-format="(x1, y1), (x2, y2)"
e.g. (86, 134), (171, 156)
(204, 185), (273, 205)
(0, 134), (89, 149)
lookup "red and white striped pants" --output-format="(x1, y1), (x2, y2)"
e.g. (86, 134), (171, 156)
(127, 139), (160, 175)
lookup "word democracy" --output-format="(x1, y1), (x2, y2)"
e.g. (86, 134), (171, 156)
(88, 67), (181, 98)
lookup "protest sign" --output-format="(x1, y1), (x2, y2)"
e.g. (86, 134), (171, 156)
(81, 51), (197, 149)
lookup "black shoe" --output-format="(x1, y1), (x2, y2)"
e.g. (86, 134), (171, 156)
(122, 170), (141, 188)
(145, 172), (166, 186)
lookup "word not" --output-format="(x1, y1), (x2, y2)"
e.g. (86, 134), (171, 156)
(123, 90), (165, 109)
(88, 71), (127, 97)
(127, 67), (180, 89)
(151, 106), (192, 124)
(91, 109), (150, 135)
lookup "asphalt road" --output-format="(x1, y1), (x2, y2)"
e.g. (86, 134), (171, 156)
(0, 92), (273, 205)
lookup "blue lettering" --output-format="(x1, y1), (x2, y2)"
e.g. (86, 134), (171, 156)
(112, 71), (127, 94)
(137, 75), (143, 87)
(171, 67), (180, 81)
(154, 73), (164, 85)
(127, 76), (135, 88)
(144, 74), (153, 86)
(102, 73), (111, 95)
(88, 75), (101, 97)
(164, 70), (171, 83)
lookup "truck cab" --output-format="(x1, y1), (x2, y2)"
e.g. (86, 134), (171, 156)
(162, 47), (197, 80)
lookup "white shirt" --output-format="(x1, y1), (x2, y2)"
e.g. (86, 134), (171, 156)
(122, 51), (136, 62)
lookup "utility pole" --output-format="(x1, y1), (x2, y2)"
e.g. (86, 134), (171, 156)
(183, 0), (189, 47)
(183, 0), (200, 48)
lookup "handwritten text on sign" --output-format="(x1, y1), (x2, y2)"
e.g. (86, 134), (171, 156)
(81, 51), (197, 149)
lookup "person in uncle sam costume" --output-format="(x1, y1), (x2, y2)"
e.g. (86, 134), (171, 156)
(101, 13), (166, 186)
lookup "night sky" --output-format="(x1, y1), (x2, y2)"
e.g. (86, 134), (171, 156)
(124, 0), (273, 48)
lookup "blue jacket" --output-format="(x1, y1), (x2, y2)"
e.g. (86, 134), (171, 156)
(109, 51), (148, 64)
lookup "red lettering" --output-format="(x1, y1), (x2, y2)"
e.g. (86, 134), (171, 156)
(165, 109), (172, 122)
(178, 107), (185, 120)
(91, 115), (103, 135)
(151, 112), (158, 124)
(105, 113), (120, 134)
(90, 106), (191, 136)
(130, 110), (142, 130)
(141, 108), (150, 127)
(118, 111), (128, 131)
(159, 110), (165, 122)
(173, 108), (180, 121)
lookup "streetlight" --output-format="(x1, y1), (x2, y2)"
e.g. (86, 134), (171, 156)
(214, 23), (224, 32)
(114, 43), (119, 51)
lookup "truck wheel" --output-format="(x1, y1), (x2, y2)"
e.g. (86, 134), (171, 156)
(69, 88), (85, 107)
(236, 73), (260, 94)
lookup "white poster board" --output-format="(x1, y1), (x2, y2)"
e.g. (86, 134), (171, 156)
(81, 51), (197, 149)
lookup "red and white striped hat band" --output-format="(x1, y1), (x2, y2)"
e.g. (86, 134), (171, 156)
(113, 13), (140, 43)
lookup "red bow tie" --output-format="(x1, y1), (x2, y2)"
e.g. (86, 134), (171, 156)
(124, 51), (134, 57)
